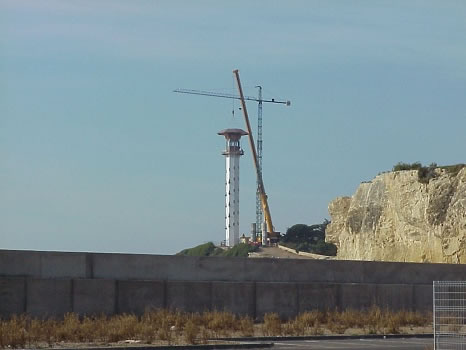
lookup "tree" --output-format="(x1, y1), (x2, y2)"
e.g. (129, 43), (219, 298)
(309, 240), (337, 256)
(281, 220), (337, 256)
(282, 224), (325, 244)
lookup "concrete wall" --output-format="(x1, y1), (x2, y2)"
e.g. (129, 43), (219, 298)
(0, 277), (433, 319)
(0, 249), (455, 319)
(1, 249), (464, 284)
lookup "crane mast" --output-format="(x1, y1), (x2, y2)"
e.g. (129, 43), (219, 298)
(256, 86), (263, 240)
(233, 69), (277, 241)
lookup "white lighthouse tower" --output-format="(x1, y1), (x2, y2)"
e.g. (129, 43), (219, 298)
(218, 128), (248, 247)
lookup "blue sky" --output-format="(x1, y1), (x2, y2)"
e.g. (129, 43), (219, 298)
(1, 1), (465, 254)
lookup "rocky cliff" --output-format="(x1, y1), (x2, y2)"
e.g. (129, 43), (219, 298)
(326, 167), (466, 263)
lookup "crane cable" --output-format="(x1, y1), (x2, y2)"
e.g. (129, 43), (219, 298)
(231, 74), (236, 120)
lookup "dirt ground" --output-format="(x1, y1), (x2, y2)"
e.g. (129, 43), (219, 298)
(248, 246), (312, 259)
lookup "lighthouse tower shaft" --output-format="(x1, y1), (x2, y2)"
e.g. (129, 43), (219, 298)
(218, 129), (247, 247)
(225, 152), (241, 246)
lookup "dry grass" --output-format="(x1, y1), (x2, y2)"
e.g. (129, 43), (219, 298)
(0, 307), (432, 348)
(275, 307), (431, 337)
(262, 313), (281, 336)
(239, 316), (254, 337)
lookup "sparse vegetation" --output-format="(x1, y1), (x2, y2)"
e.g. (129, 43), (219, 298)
(222, 243), (258, 257)
(392, 162), (423, 171)
(177, 242), (258, 257)
(176, 242), (223, 257)
(392, 162), (437, 184)
(392, 162), (465, 184)
(440, 164), (466, 177)
(0, 307), (432, 348)
(263, 312), (281, 336)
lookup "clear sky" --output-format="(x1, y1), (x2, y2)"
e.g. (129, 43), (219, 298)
(1, 1), (465, 255)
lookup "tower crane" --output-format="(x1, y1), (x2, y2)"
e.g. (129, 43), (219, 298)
(173, 84), (290, 242)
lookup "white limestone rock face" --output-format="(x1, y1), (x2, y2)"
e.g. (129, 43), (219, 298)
(326, 168), (466, 263)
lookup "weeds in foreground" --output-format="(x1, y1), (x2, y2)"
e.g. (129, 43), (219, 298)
(184, 319), (198, 344)
(239, 316), (254, 337)
(0, 307), (431, 348)
(263, 313), (281, 336)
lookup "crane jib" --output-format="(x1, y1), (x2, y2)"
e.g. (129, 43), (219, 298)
(173, 89), (289, 105)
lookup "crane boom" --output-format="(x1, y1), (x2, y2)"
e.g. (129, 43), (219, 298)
(173, 88), (291, 106)
(233, 69), (275, 237)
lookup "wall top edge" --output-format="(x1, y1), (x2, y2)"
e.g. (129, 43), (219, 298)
(1, 249), (465, 268)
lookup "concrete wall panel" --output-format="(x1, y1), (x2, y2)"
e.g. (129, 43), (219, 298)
(413, 284), (433, 312)
(309, 260), (366, 284)
(340, 283), (377, 310)
(92, 253), (203, 281)
(0, 278), (26, 317)
(256, 282), (298, 320)
(359, 260), (466, 285)
(166, 281), (212, 313)
(0, 250), (41, 277)
(118, 280), (165, 314)
(375, 284), (413, 310)
(73, 279), (116, 316)
(241, 259), (363, 283)
(197, 257), (247, 281)
(298, 283), (338, 312)
(27, 279), (72, 318)
(40, 252), (88, 278)
(211, 281), (255, 316)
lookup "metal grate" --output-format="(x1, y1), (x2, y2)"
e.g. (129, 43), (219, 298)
(434, 281), (466, 350)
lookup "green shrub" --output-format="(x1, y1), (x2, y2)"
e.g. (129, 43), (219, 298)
(309, 240), (338, 256)
(177, 242), (257, 258)
(282, 224), (325, 244)
(222, 243), (258, 257)
(392, 162), (422, 171)
(392, 162), (440, 184)
(417, 164), (436, 184)
(282, 239), (337, 256)
(280, 220), (336, 256)
(211, 247), (225, 256)
(295, 242), (310, 252)
(177, 242), (217, 257)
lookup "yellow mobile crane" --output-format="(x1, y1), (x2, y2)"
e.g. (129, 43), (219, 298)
(233, 69), (280, 244)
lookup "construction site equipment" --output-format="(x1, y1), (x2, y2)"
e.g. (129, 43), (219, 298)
(173, 86), (290, 242)
(233, 69), (280, 244)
